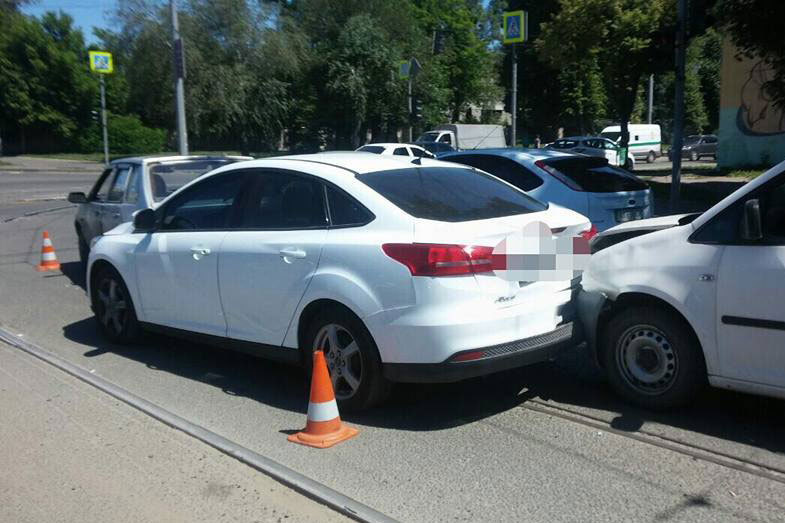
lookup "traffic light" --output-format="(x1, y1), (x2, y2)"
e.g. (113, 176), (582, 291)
(433, 30), (445, 55)
(91, 110), (99, 122)
(412, 97), (423, 121)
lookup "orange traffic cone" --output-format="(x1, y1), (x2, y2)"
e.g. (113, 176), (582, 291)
(35, 231), (61, 272)
(288, 350), (358, 449)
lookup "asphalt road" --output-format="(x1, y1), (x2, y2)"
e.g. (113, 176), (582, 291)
(1, 158), (784, 522)
(0, 343), (349, 523)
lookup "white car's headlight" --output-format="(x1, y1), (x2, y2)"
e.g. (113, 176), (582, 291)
(90, 236), (102, 249)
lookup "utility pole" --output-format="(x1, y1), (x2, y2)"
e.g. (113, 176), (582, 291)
(510, 44), (517, 148)
(99, 75), (109, 166)
(647, 74), (654, 125)
(670, 0), (687, 211)
(170, 0), (188, 156)
(407, 75), (413, 143)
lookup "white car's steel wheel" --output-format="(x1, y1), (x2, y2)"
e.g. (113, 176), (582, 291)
(313, 323), (364, 401)
(616, 324), (678, 395)
(601, 305), (705, 410)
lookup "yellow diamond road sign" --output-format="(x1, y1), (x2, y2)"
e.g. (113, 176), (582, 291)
(89, 51), (113, 74)
(503, 10), (527, 44)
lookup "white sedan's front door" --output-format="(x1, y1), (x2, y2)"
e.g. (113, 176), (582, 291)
(133, 170), (250, 336)
(135, 231), (229, 335)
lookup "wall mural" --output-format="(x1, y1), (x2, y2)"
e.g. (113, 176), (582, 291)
(737, 60), (785, 136)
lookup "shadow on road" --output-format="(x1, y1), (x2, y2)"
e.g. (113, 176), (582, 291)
(61, 315), (785, 458)
(60, 261), (86, 289)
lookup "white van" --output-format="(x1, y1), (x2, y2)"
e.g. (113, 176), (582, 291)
(601, 124), (661, 163)
(579, 159), (785, 409)
(416, 124), (507, 151)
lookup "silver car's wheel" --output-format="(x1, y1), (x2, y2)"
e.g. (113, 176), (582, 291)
(616, 325), (677, 395)
(313, 323), (364, 401)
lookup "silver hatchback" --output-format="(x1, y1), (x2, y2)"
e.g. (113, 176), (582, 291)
(67, 155), (251, 262)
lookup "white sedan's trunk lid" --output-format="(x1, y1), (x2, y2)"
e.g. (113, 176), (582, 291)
(413, 205), (589, 310)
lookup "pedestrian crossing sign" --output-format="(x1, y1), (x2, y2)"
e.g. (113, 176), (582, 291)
(88, 51), (113, 74)
(503, 10), (527, 44)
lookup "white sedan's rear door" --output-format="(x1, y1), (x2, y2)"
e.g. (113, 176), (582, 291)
(218, 170), (327, 346)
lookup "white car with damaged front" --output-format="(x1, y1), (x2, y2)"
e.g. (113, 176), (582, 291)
(87, 152), (590, 411)
(579, 160), (785, 409)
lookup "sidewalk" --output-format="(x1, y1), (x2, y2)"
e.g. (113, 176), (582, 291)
(0, 156), (101, 173)
(0, 343), (349, 523)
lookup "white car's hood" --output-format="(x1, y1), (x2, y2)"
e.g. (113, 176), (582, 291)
(599, 213), (692, 235)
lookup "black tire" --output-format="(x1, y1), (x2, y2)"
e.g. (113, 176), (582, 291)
(303, 306), (391, 412)
(624, 158), (634, 171)
(646, 151), (656, 164)
(689, 150), (699, 161)
(91, 265), (141, 344)
(77, 229), (89, 266)
(600, 305), (705, 410)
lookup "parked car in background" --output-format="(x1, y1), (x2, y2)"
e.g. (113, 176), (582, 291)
(415, 124), (507, 151)
(67, 155), (252, 263)
(667, 134), (718, 161)
(547, 136), (636, 170)
(356, 143), (435, 159)
(418, 141), (456, 156)
(441, 149), (652, 232)
(579, 159), (785, 409)
(601, 124), (662, 164)
(86, 153), (589, 411)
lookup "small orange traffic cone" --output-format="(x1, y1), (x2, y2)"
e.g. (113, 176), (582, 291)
(288, 350), (358, 449)
(35, 231), (61, 272)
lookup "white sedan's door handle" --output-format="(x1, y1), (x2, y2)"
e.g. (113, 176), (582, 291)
(190, 246), (211, 259)
(279, 248), (306, 260)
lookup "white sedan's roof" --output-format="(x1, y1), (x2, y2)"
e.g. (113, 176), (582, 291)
(359, 143), (414, 149)
(111, 154), (253, 165)
(241, 151), (440, 175)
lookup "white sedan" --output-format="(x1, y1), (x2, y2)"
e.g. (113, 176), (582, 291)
(579, 159), (785, 409)
(356, 143), (435, 159)
(88, 153), (589, 410)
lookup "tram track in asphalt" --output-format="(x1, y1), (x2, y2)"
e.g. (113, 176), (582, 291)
(520, 400), (785, 486)
(0, 325), (399, 523)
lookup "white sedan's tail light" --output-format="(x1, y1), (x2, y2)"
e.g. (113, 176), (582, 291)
(382, 243), (494, 277)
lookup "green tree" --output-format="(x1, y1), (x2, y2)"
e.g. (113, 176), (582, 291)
(539, 0), (675, 148)
(0, 10), (97, 152)
(715, 0), (785, 109)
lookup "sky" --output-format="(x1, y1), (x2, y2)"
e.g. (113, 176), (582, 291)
(22, 0), (118, 43)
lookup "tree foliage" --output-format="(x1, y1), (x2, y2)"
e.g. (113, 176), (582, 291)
(538, 0), (675, 147)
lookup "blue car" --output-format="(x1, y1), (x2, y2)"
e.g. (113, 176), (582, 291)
(440, 148), (653, 232)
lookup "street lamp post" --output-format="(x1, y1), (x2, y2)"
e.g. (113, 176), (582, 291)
(170, 0), (188, 156)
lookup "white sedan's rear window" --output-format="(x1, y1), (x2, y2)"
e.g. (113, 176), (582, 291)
(358, 167), (547, 222)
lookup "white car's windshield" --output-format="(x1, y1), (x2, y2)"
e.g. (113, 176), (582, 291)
(416, 132), (439, 143)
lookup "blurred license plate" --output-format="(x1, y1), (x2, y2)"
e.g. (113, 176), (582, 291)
(615, 208), (644, 222)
